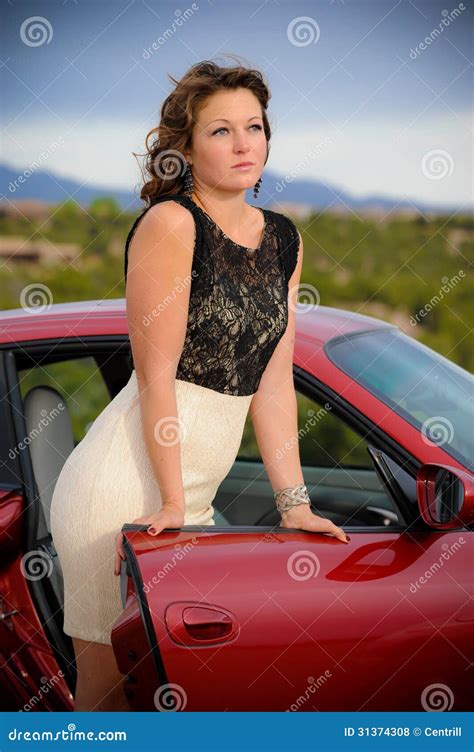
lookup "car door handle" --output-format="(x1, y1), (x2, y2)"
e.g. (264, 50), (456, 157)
(165, 603), (238, 646)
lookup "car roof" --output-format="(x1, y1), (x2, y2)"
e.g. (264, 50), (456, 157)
(0, 298), (396, 347)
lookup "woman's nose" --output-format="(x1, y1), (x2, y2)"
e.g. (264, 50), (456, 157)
(234, 135), (250, 152)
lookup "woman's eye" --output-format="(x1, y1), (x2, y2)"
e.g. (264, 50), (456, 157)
(212, 124), (263, 135)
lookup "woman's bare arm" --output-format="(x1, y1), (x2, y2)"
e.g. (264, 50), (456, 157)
(249, 230), (348, 542)
(125, 200), (196, 514)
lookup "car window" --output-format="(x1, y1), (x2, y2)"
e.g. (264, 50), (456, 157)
(240, 389), (371, 468)
(326, 328), (473, 471)
(231, 387), (404, 526)
(18, 355), (110, 443)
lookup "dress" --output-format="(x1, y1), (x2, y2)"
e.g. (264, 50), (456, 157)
(49, 193), (300, 645)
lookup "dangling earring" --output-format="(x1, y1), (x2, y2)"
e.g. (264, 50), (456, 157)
(253, 175), (262, 199)
(182, 161), (194, 197)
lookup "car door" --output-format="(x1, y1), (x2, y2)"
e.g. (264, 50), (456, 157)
(0, 342), (129, 711)
(0, 350), (76, 711)
(112, 520), (472, 712)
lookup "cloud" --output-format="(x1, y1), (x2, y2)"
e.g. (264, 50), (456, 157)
(272, 110), (472, 207)
(4, 110), (472, 207)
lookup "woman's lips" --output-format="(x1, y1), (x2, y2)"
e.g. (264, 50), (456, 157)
(232, 163), (254, 170)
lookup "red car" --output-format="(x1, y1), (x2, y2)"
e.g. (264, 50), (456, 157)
(0, 299), (472, 712)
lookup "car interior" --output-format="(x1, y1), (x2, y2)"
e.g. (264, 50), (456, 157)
(13, 340), (416, 620)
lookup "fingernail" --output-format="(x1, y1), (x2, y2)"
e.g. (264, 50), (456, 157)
(148, 527), (157, 535)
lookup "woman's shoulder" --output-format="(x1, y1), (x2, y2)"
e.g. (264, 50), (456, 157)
(264, 206), (299, 242)
(124, 195), (203, 281)
(263, 207), (301, 284)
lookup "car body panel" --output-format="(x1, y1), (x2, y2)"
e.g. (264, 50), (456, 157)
(111, 526), (473, 712)
(0, 300), (472, 711)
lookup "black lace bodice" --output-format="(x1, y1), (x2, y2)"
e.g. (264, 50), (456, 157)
(124, 194), (300, 396)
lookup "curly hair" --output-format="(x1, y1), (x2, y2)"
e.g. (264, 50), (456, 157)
(134, 54), (272, 206)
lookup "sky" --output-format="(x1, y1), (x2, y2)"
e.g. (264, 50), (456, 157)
(1, 0), (472, 208)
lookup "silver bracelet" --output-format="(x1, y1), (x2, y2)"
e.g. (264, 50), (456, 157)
(274, 483), (311, 514)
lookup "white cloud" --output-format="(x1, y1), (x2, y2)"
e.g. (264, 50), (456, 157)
(272, 110), (472, 207)
(3, 110), (472, 207)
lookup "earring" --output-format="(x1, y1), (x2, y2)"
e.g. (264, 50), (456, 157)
(182, 161), (194, 196)
(253, 175), (262, 199)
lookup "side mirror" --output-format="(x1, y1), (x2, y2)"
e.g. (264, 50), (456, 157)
(417, 463), (474, 529)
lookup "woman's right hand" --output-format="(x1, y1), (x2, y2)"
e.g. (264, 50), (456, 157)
(114, 504), (185, 575)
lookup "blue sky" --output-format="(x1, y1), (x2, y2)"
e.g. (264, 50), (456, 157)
(2, 0), (472, 207)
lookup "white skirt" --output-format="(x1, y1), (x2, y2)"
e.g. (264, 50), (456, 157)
(50, 371), (253, 645)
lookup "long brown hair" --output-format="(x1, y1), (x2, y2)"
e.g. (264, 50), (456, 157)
(134, 55), (272, 206)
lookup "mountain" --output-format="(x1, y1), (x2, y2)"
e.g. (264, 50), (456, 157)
(0, 162), (461, 215)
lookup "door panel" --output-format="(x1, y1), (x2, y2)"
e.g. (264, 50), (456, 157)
(112, 524), (472, 711)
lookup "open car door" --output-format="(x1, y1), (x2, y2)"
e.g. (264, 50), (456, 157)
(111, 523), (471, 712)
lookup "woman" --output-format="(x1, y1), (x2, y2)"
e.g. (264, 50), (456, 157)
(50, 58), (348, 712)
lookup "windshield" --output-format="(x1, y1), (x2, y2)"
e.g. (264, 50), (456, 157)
(326, 328), (473, 471)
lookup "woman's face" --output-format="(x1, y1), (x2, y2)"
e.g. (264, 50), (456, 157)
(186, 87), (268, 195)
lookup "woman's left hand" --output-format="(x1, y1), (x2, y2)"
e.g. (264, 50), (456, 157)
(280, 505), (349, 543)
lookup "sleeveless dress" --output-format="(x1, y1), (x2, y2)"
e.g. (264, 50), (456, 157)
(50, 194), (300, 645)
